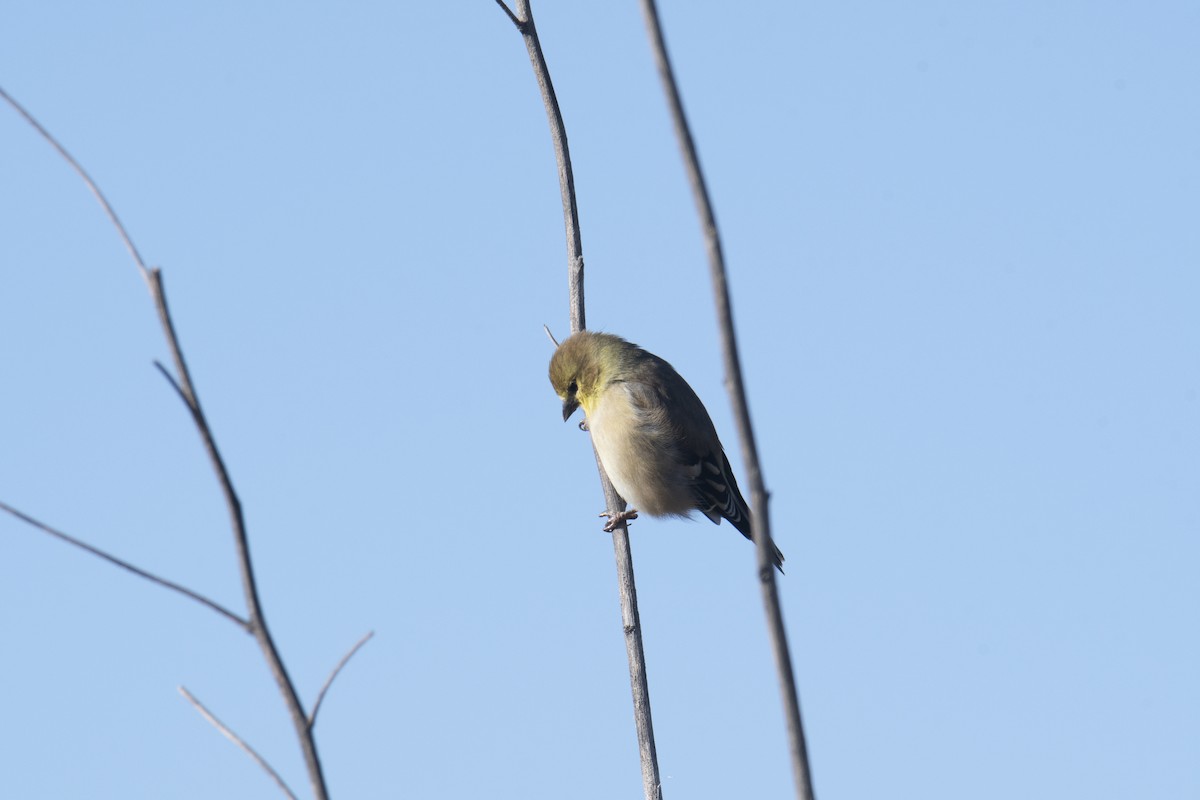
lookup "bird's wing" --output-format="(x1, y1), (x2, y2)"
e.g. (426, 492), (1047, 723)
(624, 358), (753, 537)
(692, 449), (752, 537)
(623, 361), (782, 569)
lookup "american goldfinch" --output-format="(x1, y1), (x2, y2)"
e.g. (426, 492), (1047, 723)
(549, 330), (784, 571)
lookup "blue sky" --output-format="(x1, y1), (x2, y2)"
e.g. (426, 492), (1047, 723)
(2, 2), (1197, 798)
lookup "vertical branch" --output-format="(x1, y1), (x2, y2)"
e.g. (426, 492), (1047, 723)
(607, 524), (660, 800)
(497, 0), (586, 335)
(496, 3), (662, 798)
(635, 3), (816, 799)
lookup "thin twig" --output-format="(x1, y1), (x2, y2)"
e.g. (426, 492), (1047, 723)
(308, 631), (375, 729)
(2, 87), (331, 800)
(179, 686), (299, 800)
(0, 85), (150, 286)
(498, 4), (662, 799)
(636, 3), (816, 798)
(543, 324), (560, 347)
(153, 360), (190, 406)
(499, 0), (587, 335)
(0, 501), (249, 629)
(493, 0), (523, 30)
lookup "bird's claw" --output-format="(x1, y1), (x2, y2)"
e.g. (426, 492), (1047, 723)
(599, 509), (639, 532)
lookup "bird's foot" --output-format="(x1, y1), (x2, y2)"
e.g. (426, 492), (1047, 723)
(600, 509), (639, 532)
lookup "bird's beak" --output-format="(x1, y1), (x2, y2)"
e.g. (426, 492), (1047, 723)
(562, 396), (580, 422)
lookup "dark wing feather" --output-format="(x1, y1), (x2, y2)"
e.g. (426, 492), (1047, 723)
(625, 351), (784, 571)
(693, 450), (752, 536)
(691, 448), (785, 571)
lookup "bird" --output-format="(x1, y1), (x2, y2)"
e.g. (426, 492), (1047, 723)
(548, 330), (784, 571)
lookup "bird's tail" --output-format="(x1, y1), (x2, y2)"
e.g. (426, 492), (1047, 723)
(727, 509), (785, 573)
(719, 453), (785, 573)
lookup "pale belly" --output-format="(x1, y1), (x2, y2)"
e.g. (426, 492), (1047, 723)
(587, 391), (645, 508)
(585, 385), (694, 517)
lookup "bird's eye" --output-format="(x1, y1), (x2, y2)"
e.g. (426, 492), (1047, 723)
(568, 380), (578, 394)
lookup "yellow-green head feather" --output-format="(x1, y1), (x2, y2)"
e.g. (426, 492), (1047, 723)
(548, 331), (640, 421)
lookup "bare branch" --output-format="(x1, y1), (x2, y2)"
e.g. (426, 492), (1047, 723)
(606, 513), (660, 800)
(543, 324), (560, 347)
(153, 359), (190, 404)
(308, 631), (375, 730)
(0, 85), (151, 287)
(493, 0), (524, 30)
(0, 500), (250, 629)
(636, 3), (815, 798)
(504, 0), (586, 335)
(179, 686), (299, 800)
(2, 87), (331, 799)
(499, 4), (661, 799)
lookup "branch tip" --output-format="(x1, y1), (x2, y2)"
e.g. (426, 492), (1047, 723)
(0, 84), (150, 277)
(179, 686), (299, 800)
(153, 360), (194, 409)
(308, 630), (375, 729)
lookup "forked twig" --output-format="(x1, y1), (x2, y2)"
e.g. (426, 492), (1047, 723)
(146, 270), (328, 798)
(636, 3), (815, 798)
(179, 686), (299, 800)
(1, 85), (331, 799)
(494, 0), (523, 29)
(497, 4), (662, 799)
(309, 631), (375, 729)
(0, 501), (249, 629)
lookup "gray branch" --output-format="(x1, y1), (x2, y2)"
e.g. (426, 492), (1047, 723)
(497, 4), (662, 798)
(1, 86), (331, 800)
(0, 86), (149, 278)
(309, 631), (375, 730)
(179, 686), (299, 800)
(635, 3), (817, 798)
(0, 501), (249, 629)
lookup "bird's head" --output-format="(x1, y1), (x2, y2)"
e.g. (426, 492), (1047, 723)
(548, 331), (630, 422)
